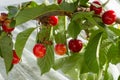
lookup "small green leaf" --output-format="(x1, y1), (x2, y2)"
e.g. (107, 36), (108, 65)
(7, 6), (18, 19)
(84, 30), (103, 73)
(37, 45), (54, 75)
(0, 34), (13, 73)
(68, 21), (81, 39)
(15, 28), (35, 58)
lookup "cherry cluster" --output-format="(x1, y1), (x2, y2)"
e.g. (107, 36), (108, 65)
(90, 1), (116, 25)
(0, 13), (14, 33)
(0, 13), (20, 64)
(33, 15), (83, 58)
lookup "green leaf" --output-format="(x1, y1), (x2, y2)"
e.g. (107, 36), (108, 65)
(68, 21), (81, 38)
(84, 30), (103, 73)
(53, 54), (83, 72)
(7, 6), (18, 19)
(10, 20), (16, 28)
(53, 54), (83, 80)
(105, 27), (117, 43)
(54, 16), (66, 44)
(54, 32), (66, 44)
(37, 45), (54, 75)
(108, 27), (120, 36)
(0, 34), (13, 73)
(104, 71), (114, 80)
(15, 4), (60, 25)
(118, 76), (120, 80)
(80, 73), (97, 80)
(59, 2), (76, 12)
(80, 0), (89, 6)
(0, 49), (2, 57)
(37, 27), (51, 43)
(99, 39), (112, 68)
(15, 28), (35, 58)
(21, 1), (38, 10)
(107, 41), (120, 64)
(26, 1), (38, 8)
(72, 12), (104, 30)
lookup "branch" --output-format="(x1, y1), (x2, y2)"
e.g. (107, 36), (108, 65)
(36, 7), (120, 25)
(116, 18), (120, 24)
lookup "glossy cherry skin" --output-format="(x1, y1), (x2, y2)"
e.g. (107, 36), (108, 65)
(12, 50), (20, 64)
(68, 39), (83, 53)
(90, 1), (102, 15)
(55, 43), (67, 55)
(2, 20), (14, 33)
(49, 16), (58, 26)
(102, 10), (116, 25)
(0, 13), (8, 22)
(33, 43), (46, 58)
(57, 0), (62, 4)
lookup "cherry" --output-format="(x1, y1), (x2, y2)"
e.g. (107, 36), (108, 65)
(0, 13), (8, 22)
(90, 1), (102, 15)
(102, 10), (116, 25)
(12, 50), (20, 64)
(68, 39), (83, 53)
(33, 43), (46, 58)
(57, 0), (62, 4)
(55, 43), (66, 55)
(2, 20), (14, 33)
(49, 16), (58, 26)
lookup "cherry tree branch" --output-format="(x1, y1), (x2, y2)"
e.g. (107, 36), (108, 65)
(36, 7), (120, 24)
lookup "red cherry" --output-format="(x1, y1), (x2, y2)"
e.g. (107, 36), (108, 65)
(68, 39), (83, 53)
(12, 50), (20, 64)
(49, 16), (58, 26)
(55, 43), (66, 55)
(0, 13), (8, 21)
(2, 20), (14, 33)
(57, 0), (62, 4)
(33, 43), (46, 58)
(102, 10), (116, 25)
(90, 1), (102, 15)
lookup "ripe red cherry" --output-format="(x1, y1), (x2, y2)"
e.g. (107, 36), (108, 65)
(49, 16), (58, 26)
(102, 10), (116, 25)
(2, 20), (14, 33)
(12, 50), (20, 64)
(0, 13), (8, 21)
(90, 1), (102, 15)
(68, 39), (83, 53)
(55, 43), (66, 55)
(57, 0), (62, 4)
(33, 43), (46, 58)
